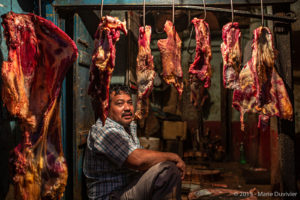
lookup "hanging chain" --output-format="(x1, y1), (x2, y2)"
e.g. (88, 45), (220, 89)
(100, 0), (104, 18)
(203, 0), (207, 20)
(143, 0), (146, 28)
(230, 0), (234, 23)
(260, 0), (264, 26)
(172, 0), (175, 24)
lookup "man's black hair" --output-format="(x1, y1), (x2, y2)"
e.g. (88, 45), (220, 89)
(109, 84), (132, 101)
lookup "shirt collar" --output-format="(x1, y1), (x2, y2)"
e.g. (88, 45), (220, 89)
(98, 117), (136, 130)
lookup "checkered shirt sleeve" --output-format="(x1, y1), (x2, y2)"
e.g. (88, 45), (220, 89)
(90, 120), (140, 167)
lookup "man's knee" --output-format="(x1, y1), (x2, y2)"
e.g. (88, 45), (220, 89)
(153, 161), (181, 184)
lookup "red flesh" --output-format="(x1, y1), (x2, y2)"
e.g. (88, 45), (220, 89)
(1, 12), (78, 200)
(88, 16), (127, 125)
(157, 20), (183, 95)
(135, 26), (156, 120)
(232, 26), (293, 130)
(189, 18), (212, 108)
(221, 22), (242, 89)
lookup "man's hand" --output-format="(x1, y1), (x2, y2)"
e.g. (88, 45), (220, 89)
(175, 157), (186, 180)
(126, 148), (186, 180)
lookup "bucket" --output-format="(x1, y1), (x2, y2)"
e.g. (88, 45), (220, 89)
(139, 137), (161, 151)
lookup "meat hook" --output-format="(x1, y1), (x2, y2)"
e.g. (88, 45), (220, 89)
(39, 0), (42, 16)
(203, 0), (207, 20)
(187, 25), (195, 56)
(230, 0), (234, 24)
(260, 0), (264, 26)
(143, 0), (146, 28)
(100, 0), (104, 18)
(172, 0), (175, 25)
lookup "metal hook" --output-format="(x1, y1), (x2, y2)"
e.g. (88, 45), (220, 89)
(230, 0), (234, 23)
(260, 0), (264, 26)
(100, 0), (104, 18)
(143, 0), (146, 28)
(203, 0), (207, 20)
(39, 0), (42, 16)
(172, 0), (175, 25)
(187, 26), (195, 55)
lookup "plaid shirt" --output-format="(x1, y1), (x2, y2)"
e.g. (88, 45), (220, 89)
(83, 117), (142, 200)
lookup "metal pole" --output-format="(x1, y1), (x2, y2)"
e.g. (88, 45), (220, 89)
(53, 4), (296, 23)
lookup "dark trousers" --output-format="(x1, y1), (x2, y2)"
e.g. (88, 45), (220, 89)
(110, 161), (182, 200)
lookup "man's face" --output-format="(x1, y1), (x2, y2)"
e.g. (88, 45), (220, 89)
(108, 91), (134, 127)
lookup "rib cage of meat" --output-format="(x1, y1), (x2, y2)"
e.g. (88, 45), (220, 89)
(135, 26), (156, 120)
(157, 20), (183, 95)
(232, 26), (293, 131)
(88, 16), (127, 125)
(221, 22), (242, 89)
(1, 12), (78, 200)
(189, 18), (212, 108)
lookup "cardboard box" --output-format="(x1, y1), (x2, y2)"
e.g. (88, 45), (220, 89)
(162, 121), (187, 140)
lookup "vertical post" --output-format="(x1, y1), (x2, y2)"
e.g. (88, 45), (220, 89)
(273, 7), (298, 197)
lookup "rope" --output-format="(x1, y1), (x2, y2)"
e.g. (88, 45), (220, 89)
(10, 0), (12, 12)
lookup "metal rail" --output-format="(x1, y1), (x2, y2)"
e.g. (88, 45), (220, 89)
(54, 4), (296, 23)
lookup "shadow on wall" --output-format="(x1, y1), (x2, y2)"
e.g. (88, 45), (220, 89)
(16, 0), (34, 12)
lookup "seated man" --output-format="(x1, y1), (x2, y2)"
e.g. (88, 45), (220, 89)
(83, 84), (186, 200)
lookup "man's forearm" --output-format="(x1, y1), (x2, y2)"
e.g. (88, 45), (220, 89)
(125, 149), (181, 171)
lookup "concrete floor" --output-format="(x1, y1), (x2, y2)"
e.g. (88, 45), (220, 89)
(4, 161), (295, 200)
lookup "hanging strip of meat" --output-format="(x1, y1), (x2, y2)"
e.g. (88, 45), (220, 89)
(88, 16), (127, 125)
(1, 12), (78, 200)
(157, 20), (183, 95)
(232, 26), (293, 131)
(135, 26), (156, 120)
(189, 18), (212, 108)
(221, 22), (242, 89)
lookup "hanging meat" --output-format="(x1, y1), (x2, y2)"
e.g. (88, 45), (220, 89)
(189, 18), (212, 108)
(88, 16), (127, 125)
(1, 12), (78, 200)
(221, 22), (242, 89)
(232, 26), (293, 131)
(157, 20), (183, 95)
(135, 26), (156, 120)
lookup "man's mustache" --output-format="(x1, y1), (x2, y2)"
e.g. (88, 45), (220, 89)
(122, 112), (132, 117)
